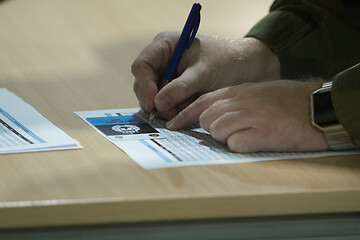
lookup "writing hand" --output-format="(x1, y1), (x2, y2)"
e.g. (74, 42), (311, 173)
(132, 32), (280, 120)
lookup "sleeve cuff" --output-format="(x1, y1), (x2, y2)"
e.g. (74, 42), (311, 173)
(332, 64), (360, 139)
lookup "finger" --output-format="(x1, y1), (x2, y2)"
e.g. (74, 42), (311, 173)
(156, 108), (178, 121)
(131, 36), (173, 89)
(176, 94), (200, 112)
(154, 66), (204, 112)
(133, 80), (146, 111)
(132, 57), (160, 112)
(199, 99), (232, 132)
(208, 110), (254, 143)
(165, 95), (208, 130)
(154, 95), (200, 122)
(131, 66), (160, 112)
(198, 89), (240, 132)
(166, 88), (232, 130)
(131, 34), (176, 111)
(227, 128), (266, 153)
(227, 127), (299, 153)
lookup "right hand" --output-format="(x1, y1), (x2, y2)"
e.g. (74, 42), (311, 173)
(131, 32), (280, 120)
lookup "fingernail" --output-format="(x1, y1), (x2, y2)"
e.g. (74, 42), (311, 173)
(155, 96), (171, 111)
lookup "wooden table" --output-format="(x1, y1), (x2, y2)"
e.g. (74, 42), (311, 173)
(0, 0), (359, 239)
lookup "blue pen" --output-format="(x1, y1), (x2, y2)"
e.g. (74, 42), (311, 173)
(149, 3), (202, 124)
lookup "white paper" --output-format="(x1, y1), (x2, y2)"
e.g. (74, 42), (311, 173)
(75, 108), (360, 169)
(0, 88), (82, 154)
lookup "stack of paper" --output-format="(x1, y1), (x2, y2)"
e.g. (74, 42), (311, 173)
(0, 88), (82, 154)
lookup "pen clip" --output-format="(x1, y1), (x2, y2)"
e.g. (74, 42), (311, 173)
(186, 4), (201, 49)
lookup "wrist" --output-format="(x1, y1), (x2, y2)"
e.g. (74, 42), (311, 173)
(311, 81), (358, 150)
(240, 37), (281, 82)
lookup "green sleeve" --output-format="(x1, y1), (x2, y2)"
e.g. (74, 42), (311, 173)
(245, 0), (360, 79)
(332, 64), (360, 140)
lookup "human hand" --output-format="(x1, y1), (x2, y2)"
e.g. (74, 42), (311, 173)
(131, 32), (280, 120)
(166, 80), (329, 153)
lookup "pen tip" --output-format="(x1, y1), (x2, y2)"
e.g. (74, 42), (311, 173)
(148, 113), (155, 124)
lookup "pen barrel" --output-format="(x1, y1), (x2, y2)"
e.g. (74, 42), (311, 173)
(158, 79), (169, 90)
(164, 3), (201, 83)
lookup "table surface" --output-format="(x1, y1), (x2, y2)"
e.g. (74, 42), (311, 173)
(0, 0), (359, 230)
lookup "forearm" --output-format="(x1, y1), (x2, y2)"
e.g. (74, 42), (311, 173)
(245, 0), (360, 79)
(234, 37), (280, 83)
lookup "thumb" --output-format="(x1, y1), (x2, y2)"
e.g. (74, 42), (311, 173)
(154, 67), (203, 112)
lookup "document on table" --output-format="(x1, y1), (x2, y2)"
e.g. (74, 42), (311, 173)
(75, 108), (359, 169)
(0, 88), (82, 154)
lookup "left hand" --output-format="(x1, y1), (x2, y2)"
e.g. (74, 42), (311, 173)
(166, 80), (329, 153)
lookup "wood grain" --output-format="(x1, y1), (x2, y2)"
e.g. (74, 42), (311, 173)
(0, 0), (359, 229)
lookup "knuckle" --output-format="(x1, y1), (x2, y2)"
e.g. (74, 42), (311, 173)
(196, 93), (210, 104)
(154, 31), (177, 41)
(153, 31), (169, 41)
(222, 87), (237, 98)
(133, 80), (139, 92)
(175, 79), (191, 92)
(197, 92), (218, 109)
(222, 112), (233, 121)
(198, 112), (205, 125)
(169, 79), (196, 103)
(199, 113), (209, 131)
(131, 59), (144, 77)
(152, 39), (168, 54)
(227, 134), (251, 153)
(227, 136), (243, 152)
(211, 100), (220, 109)
(209, 122), (224, 143)
(209, 99), (224, 111)
(209, 113), (232, 143)
(130, 61), (139, 75)
(154, 32), (182, 61)
(192, 100), (203, 112)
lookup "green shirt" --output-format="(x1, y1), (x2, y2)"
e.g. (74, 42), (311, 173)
(246, 0), (360, 140)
